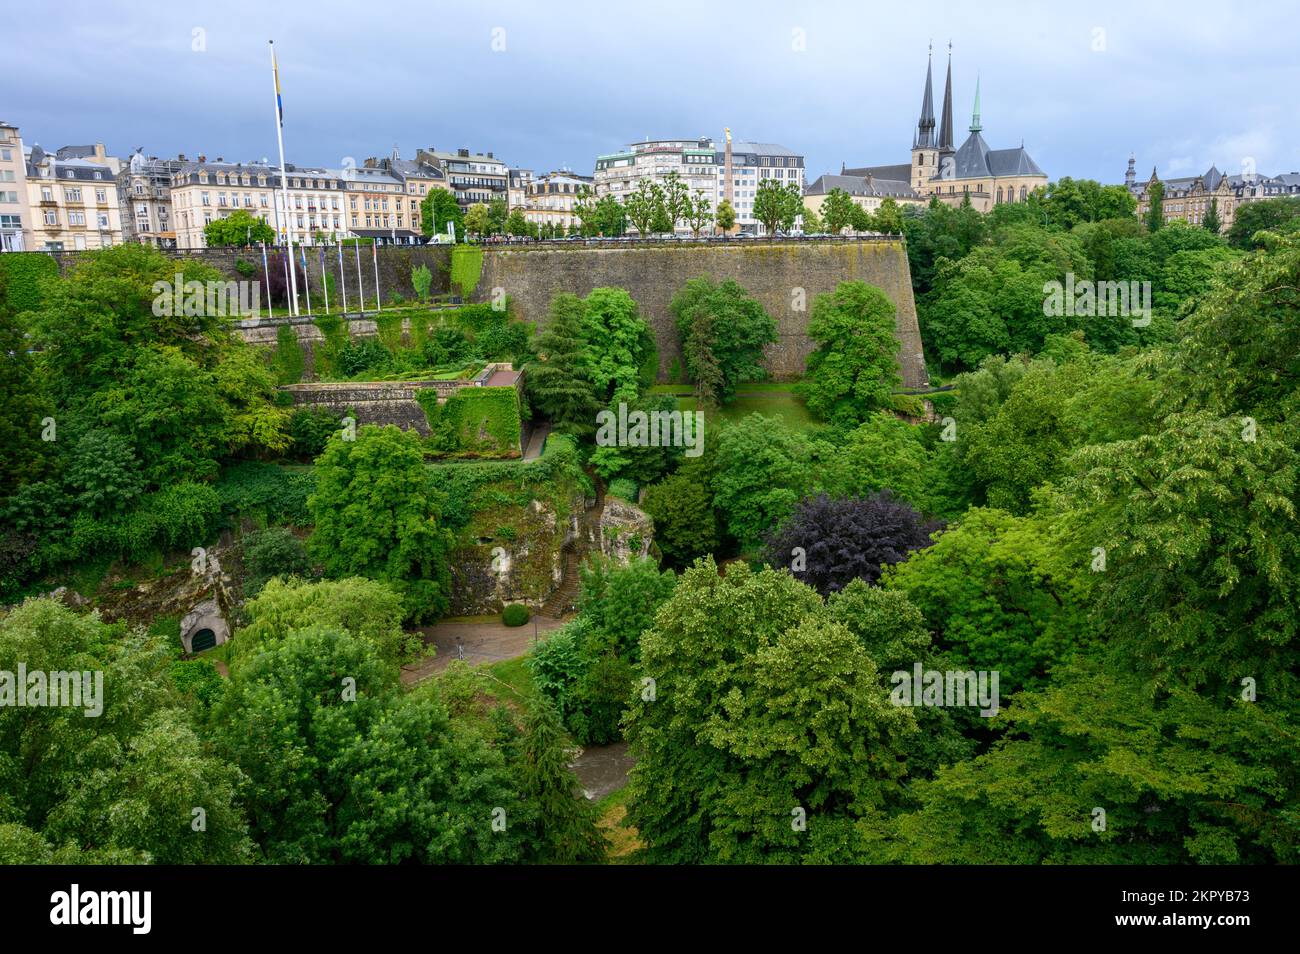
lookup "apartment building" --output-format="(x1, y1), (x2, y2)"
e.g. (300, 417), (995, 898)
(594, 135), (805, 234)
(170, 158), (277, 249)
(1127, 155), (1300, 233)
(0, 121), (29, 251)
(339, 164), (409, 241)
(417, 147), (509, 209)
(24, 143), (124, 250)
(119, 150), (185, 247)
(519, 170), (594, 233)
(363, 150), (452, 239)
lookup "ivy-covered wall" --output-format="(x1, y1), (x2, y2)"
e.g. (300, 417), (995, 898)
(0, 253), (59, 313)
(420, 385), (521, 458)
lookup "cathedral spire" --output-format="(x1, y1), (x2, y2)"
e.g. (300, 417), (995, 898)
(915, 43), (936, 149)
(969, 75), (982, 133)
(938, 42), (955, 151)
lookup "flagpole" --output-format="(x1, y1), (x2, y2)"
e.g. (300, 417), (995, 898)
(373, 241), (381, 312)
(319, 247), (329, 313)
(270, 40), (300, 316)
(301, 246), (312, 315)
(355, 240), (365, 313)
(261, 242), (273, 320)
(338, 241), (347, 313)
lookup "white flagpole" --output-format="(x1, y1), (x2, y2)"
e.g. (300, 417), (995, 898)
(261, 242), (273, 320)
(338, 241), (347, 313)
(373, 241), (381, 312)
(301, 247), (312, 314)
(320, 248), (329, 313)
(355, 241), (365, 313)
(270, 40), (299, 316)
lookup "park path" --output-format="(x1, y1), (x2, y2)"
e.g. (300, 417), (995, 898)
(399, 615), (565, 685)
(522, 422), (550, 461)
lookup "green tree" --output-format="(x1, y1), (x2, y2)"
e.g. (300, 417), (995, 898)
(526, 292), (601, 434)
(659, 172), (691, 233)
(1226, 195), (1300, 249)
(800, 204), (824, 233)
(670, 277), (777, 404)
(1144, 180), (1165, 232)
(820, 188), (856, 234)
(487, 197), (508, 235)
(421, 188), (464, 239)
(753, 180), (802, 235)
(714, 199), (736, 234)
(463, 203), (492, 239)
(713, 414), (812, 550)
(517, 694), (606, 862)
(623, 179), (663, 237)
(686, 190), (715, 236)
(580, 287), (653, 403)
(1202, 196), (1221, 234)
(797, 280), (901, 425)
(203, 209), (275, 247)
(505, 208), (530, 237)
(593, 195), (628, 236)
(308, 425), (453, 621)
(874, 196), (904, 233)
(624, 560), (916, 863)
(640, 473), (718, 568)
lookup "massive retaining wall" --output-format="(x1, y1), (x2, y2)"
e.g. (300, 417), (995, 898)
(471, 238), (928, 388)
(48, 237), (927, 387)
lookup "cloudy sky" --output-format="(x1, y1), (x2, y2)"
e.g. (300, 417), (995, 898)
(4, 0), (1297, 184)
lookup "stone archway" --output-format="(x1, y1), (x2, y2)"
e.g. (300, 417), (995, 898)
(180, 599), (230, 655)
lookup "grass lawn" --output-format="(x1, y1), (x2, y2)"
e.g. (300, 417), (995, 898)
(484, 654), (535, 700)
(664, 382), (817, 431)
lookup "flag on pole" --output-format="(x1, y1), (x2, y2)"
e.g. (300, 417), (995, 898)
(272, 47), (285, 127)
(300, 246), (312, 315)
(319, 247), (329, 313)
(261, 242), (273, 320)
(372, 241), (381, 312)
(338, 242), (347, 313)
(355, 241), (365, 313)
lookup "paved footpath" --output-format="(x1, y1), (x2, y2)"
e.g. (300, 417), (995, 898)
(399, 615), (565, 685)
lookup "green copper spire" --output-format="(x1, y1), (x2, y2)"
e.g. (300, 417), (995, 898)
(970, 75), (982, 133)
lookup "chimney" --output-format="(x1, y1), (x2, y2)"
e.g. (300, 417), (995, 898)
(178, 153), (187, 161)
(216, 156), (224, 163)
(458, 148), (469, 157)
(487, 151), (494, 159)
(198, 154), (206, 163)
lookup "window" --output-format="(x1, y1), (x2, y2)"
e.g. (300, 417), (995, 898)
(201, 191), (210, 206)
(41, 186), (53, 202)
(97, 213), (109, 228)
(65, 187), (82, 202)
(0, 149), (10, 161)
(0, 191), (16, 203)
(44, 210), (58, 225)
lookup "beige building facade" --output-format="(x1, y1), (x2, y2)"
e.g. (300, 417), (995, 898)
(24, 142), (124, 250)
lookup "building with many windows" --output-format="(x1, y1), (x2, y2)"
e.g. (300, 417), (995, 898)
(1126, 155), (1300, 233)
(593, 134), (804, 234)
(802, 171), (925, 222)
(416, 147), (509, 209)
(0, 121), (30, 251)
(24, 142), (124, 250)
(119, 150), (185, 247)
(170, 157), (277, 249)
(519, 170), (593, 234)
(363, 149), (453, 240)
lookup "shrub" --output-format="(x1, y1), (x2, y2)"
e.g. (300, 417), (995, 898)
(607, 478), (638, 502)
(0, 253), (58, 313)
(242, 527), (311, 596)
(502, 603), (530, 627)
(287, 407), (341, 460)
(146, 482), (222, 551)
(422, 386), (522, 458)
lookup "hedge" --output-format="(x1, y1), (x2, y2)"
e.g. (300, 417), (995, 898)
(502, 603), (530, 627)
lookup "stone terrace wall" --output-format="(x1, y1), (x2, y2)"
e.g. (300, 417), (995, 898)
(49, 244), (454, 306)
(472, 237), (928, 388)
